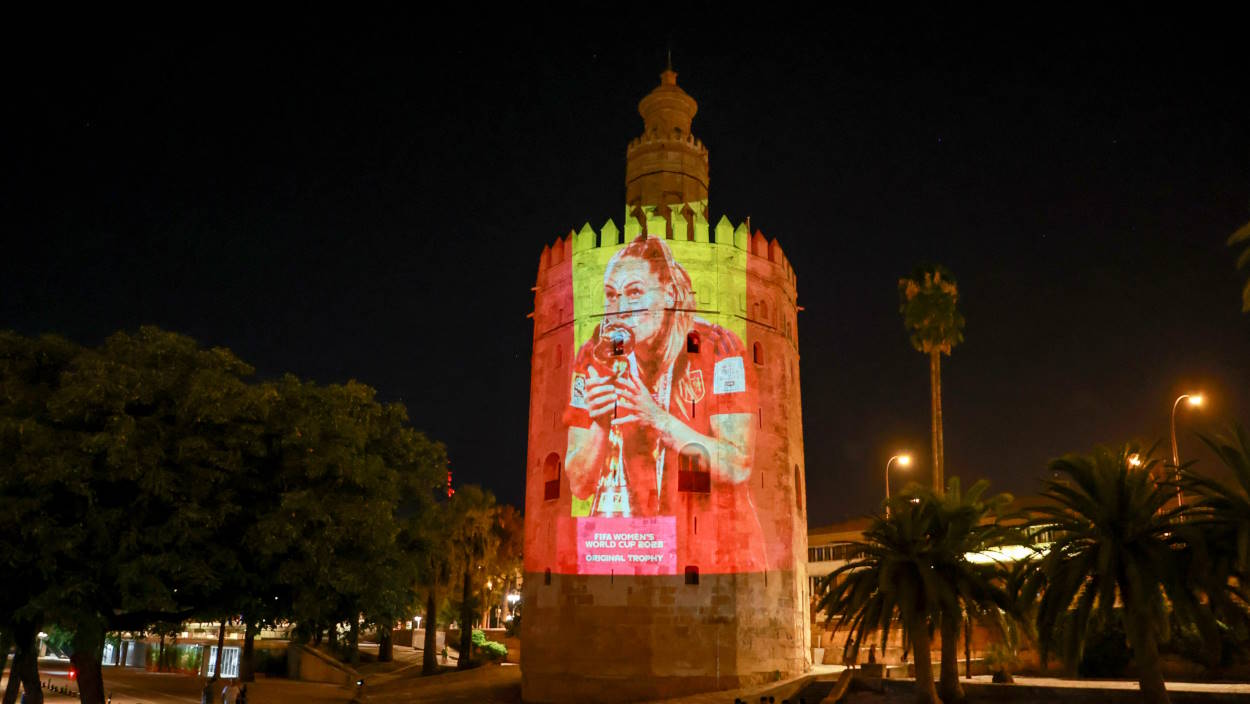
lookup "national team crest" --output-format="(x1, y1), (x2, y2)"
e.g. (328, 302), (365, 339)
(570, 373), (587, 408)
(680, 369), (705, 404)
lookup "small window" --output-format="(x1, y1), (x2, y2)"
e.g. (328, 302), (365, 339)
(760, 300), (768, 320)
(753, 342), (764, 365)
(543, 453), (561, 501)
(684, 566), (699, 585)
(555, 344), (562, 365)
(678, 444), (711, 493)
(686, 331), (700, 354)
(544, 568), (551, 585)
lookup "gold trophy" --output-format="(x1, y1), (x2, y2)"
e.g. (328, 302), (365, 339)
(589, 324), (634, 517)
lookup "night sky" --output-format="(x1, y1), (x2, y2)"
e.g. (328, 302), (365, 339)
(5, 13), (1248, 527)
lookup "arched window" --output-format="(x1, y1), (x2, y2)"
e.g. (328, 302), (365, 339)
(684, 565), (700, 585)
(753, 342), (764, 365)
(678, 443), (711, 493)
(612, 336), (625, 356)
(543, 452), (561, 501)
(686, 331), (700, 354)
(795, 465), (804, 511)
(760, 300), (768, 321)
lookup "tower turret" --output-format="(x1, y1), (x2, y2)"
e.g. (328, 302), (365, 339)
(625, 69), (710, 212)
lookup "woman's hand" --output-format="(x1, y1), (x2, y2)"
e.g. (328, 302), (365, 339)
(612, 364), (672, 438)
(584, 367), (618, 426)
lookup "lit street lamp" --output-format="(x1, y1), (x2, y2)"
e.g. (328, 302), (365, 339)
(885, 453), (912, 517)
(1170, 393), (1204, 507)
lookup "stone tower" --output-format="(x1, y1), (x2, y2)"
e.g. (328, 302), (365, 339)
(522, 69), (808, 703)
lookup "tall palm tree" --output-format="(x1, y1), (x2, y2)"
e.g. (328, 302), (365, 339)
(1023, 446), (1199, 704)
(1229, 220), (1250, 314)
(899, 265), (965, 491)
(930, 478), (1018, 704)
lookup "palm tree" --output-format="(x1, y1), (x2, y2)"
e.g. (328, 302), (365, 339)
(446, 485), (499, 670)
(817, 483), (1012, 704)
(899, 265), (965, 491)
(1022, 446), (1199, 704)
(930, 479), (1018, 704)
(1229, 220), (1250, 314)
(1180, 425), (1250, 649)
(417, 503), (454, 675)
(817, 493), (944, 704)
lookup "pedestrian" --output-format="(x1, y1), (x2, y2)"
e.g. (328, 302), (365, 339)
(201, 676), (218, 704)
(237, 683), (248, 704)
(222, 677), (241, 704)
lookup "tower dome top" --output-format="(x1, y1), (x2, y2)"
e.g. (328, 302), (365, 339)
(626, 68), (709, 210)
(637, 69), (698, 138)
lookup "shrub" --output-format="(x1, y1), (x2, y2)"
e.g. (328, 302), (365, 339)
(471, 629), (507, 662)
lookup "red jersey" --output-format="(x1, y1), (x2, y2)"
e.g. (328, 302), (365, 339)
(564, 318), (767, 572)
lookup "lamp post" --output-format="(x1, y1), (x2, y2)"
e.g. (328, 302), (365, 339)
(1170, 393), (1204, 508)
(885, 453), (912, 517)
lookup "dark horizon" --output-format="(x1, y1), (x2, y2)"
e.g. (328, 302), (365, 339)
(4, 13), (1248, 526)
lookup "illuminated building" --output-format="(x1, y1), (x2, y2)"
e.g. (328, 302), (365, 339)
(522, 68), (809, 702)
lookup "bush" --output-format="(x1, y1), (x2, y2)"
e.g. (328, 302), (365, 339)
(470, 629), (507, 662)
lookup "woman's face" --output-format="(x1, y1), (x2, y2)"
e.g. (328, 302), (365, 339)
(604, 257), (672, 346)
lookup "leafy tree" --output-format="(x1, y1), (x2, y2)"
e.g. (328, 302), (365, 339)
(1022, 446), (1204, 704)
(252, 377), (444, 665)
(1229, 220), (1250, 314)
(899, 265), (965, 491)
(48, 328), (258, 702)
(0, 330), (82, 704)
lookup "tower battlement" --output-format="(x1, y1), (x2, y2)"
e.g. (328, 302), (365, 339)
(535, 211), (796, 284)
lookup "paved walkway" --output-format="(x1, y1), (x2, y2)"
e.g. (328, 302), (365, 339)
(10, 657), (1250, 703)
(967, 673), (1250, 694)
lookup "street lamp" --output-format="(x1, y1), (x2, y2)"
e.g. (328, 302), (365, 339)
(1170, 393), (1204, 507)
(886, 453), (912, 517)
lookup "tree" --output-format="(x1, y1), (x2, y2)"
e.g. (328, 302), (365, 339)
(929, 479), (1018, 704)
(1229, 220), (1250, 314)
(251, 377), (444, 665)
(1179, 425), (1250, 654)
(816, 491), (954, 704)
(445, 485), (499, 669)
(47, 327), (258, 703)
(899, 265), (965, 491)
(0, 331), (82, 704)
(1022, 446), (1202, 704)
(416, 502), (454, 675)
(485, 505), (524, 627)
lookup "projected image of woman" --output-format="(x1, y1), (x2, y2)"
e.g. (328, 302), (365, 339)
(563, 234), (759, 525)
